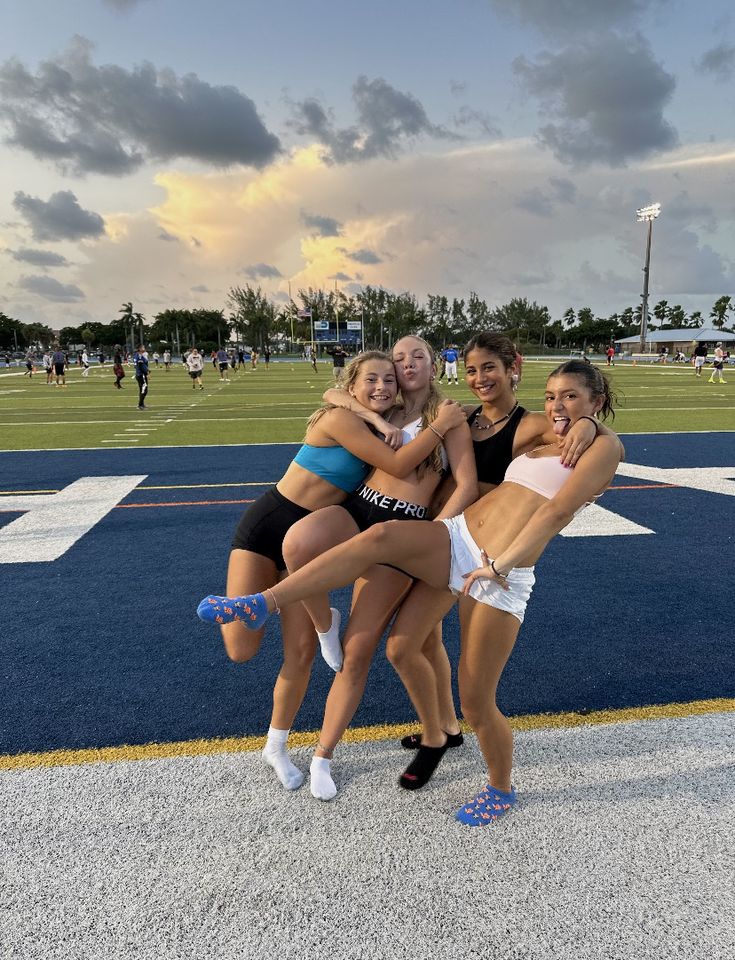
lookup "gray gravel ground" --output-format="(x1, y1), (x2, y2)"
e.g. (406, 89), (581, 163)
(2, 713), (733, 960)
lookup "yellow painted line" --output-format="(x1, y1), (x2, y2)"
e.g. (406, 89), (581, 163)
(1, 697), (732, 772)
(0, 489), (61, 495)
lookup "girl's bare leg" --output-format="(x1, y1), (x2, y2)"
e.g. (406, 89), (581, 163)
(282, 506), (359, 633)
(457, 597), (521, 793)
(316, 568), (412, 755)
(423, 624), (462, 735)
(262, 596), (318, 791)
(310, 567), (412, 800)
(270, 520), (451, 611)
(269, 596), (318, 730)
(220, 549), (277, 662)
(386, 583), (457, 747)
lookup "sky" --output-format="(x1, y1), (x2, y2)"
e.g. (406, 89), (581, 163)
(1, 0), (734, 331)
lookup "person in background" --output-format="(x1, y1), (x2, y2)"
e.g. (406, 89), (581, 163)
(693, 342), (707, 377)
(52, 345), (66, 387)
(81, 348), (90, 378)
(606, 345), (615, 366)
(263, 345), (271, 370)
(441, 345), (460, 385)
(133, 345), (149, 408)
(251, 348), (259, 370)
(327, 344), (348, 384)
(43, 350), (53, 384)
(709, 343), (727, 384)
(163, 349), (171, 371)
(186, 346), (205, 389)
(113, 346), (126, 389)
(216, 346), (230, 381)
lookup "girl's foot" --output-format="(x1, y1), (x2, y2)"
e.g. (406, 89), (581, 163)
(455, 784), (516, 826)
(262, 745), (304, 790)
(400, 730), (464, 750)
(310, 756), (337, 801)
(317, 608), (343, 671)
(197, 593), (269, 628)
(399, 741), (449, 790)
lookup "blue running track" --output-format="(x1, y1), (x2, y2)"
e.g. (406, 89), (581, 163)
(1, 433), (733, 756)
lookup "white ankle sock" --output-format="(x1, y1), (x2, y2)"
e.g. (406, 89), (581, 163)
(317, 607), (343, 672)
(262, 727), (304, 790)
(310, 756), (337, 801)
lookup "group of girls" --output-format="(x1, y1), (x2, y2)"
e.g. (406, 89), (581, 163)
(201, 333), (623, 826)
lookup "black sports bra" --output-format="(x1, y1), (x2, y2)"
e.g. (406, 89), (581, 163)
(468, 404), (527, 485)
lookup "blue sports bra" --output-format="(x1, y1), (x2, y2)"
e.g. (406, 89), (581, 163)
(293, 443), (370, 492)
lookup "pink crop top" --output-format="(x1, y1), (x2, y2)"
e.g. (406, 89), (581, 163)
(503, 452), (573, 499)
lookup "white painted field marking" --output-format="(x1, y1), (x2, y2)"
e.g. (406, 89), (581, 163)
(616, 462), (735, 497)
(0, 476), (147, 563)
(560, 503), (654, 537)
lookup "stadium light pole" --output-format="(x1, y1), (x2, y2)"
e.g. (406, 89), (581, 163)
(636, 202), (661, 354)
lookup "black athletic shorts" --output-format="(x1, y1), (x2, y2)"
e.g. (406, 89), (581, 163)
(231, 487), (311, 571)
(343, 484), (428, 531)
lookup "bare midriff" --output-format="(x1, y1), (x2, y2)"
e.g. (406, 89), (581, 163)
(463, 482), (548, 567)
(276, 462), (350, 511)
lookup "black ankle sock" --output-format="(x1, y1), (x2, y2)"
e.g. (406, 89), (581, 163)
(400, 730), (464, 750)
(399, 743), (449, 791)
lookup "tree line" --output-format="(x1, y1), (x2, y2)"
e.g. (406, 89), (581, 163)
(2, 290), (733, 355)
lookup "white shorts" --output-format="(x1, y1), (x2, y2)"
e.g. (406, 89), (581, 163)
(440, 514), (535, 624)
(445, 361), (458, 378)
(694, 356), (705, 368)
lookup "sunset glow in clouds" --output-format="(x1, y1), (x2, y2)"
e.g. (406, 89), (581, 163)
(1, 0), (734, 329)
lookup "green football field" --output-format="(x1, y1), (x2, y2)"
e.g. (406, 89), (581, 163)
(0, 357), (731, 451)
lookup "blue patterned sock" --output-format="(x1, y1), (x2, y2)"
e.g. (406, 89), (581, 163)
(197, 593), (270, 628)
(455, 784), (516, 826)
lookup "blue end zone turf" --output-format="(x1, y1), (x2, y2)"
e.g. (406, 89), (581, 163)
(1, 434), (733, 756)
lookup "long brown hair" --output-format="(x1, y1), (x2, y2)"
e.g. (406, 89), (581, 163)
(548, 360), (617, 420)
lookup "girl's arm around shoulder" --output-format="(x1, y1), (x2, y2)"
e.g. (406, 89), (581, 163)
(517, 411), (624, 466)
(314, 405), (463, 480)
(322, 388), (403, 448)
(433, 421), (479, 519)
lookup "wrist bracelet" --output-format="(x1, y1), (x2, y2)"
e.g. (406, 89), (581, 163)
(429, 424), (444, 440)
(490, 560), (507, 578)
(577, 415), (600, 433)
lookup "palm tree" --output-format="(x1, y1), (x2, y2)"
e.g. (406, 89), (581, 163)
(710, 295), (732, 330)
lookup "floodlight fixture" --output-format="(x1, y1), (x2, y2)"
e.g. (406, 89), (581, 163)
(636, 202), (662, 352)
(636, 202), (661, 222)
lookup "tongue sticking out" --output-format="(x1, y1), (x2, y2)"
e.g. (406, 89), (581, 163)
(553, 417), (570, 436)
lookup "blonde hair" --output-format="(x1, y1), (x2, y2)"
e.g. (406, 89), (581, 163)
(305, 350), (394, 435)
(392, 336), (445, 477)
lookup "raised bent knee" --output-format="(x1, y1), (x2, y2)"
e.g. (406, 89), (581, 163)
(282, 530), (315, 571)
(221, 623), (262, 663)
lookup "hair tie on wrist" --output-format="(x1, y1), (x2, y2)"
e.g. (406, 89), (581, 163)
(578, 415), (600, 432)
(429, 424), (444, 440)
